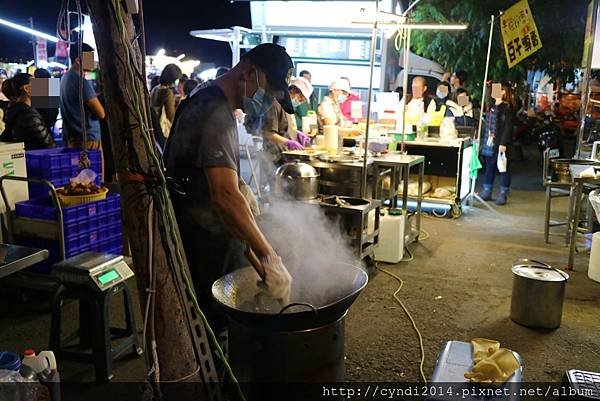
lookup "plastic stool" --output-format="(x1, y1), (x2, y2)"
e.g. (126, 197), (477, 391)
(49, 282), (142, 382)
(427, 341), (522, 401)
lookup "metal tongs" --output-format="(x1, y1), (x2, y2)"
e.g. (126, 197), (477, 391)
(335, 196), (350, 207)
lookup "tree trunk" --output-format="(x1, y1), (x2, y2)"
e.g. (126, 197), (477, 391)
(85, 0), (207, 398)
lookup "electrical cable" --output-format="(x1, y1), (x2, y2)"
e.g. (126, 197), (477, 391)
(74, 0), (89, 169)
(108, 2), (245, 399)
(376, 264), (427, 383)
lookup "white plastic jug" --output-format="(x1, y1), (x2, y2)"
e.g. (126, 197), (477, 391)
(22, 350), (57, 373)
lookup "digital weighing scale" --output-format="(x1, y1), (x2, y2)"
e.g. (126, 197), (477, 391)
(52, 252), (134, 291)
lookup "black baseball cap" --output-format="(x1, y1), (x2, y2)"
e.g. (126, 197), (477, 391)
(242, 43), (294, 113)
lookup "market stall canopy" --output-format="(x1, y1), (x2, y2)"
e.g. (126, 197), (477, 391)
(250, 0), (393, 33)
(189, 27), (253, 43)
(394, 49), (445, 89)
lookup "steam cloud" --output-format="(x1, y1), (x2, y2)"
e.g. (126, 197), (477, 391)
(257, 194), (363, 308)
(240, 109), (364, 309)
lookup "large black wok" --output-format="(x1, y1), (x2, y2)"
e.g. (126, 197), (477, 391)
(211, 264), (367, 331)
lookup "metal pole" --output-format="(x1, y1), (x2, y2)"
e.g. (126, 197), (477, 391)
(29, 17), (37, 65)
(402, 0), (422, 17)
(232, 26), (241, 67)
(400, 27), (411, 154)
(466, 14), (498, 214)
(360, 0), (380, 198)
(476, 14), (494, 143)
(576, 0), (599, 157)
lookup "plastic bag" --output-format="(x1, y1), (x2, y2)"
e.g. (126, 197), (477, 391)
(589, 189), (600, 222)
(439, 117), (458, 140)
(0, 369), (40, 401)
(497, 152), (508, 173)
(70, 168), (98, 186)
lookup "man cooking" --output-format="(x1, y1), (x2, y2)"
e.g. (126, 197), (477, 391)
(163, 43), (293, 331)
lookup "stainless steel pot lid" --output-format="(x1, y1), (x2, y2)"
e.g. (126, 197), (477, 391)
(275, 161), (319, 178)
(512, 265), (569, 282)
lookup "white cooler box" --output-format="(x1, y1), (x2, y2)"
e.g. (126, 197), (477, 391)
(0, 142), (29, 242)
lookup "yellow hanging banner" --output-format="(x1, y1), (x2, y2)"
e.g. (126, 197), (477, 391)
(500, 0), (543, 68)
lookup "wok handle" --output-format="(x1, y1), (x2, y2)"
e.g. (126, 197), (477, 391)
(279, 302), (318, 315)
(514, 258), (569, 281)
(245, 246), (265, 281)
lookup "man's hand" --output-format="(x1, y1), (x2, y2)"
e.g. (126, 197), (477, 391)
(499, 145), (507, 153)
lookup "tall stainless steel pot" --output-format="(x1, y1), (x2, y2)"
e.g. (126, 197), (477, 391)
(510, 259), (569, 329)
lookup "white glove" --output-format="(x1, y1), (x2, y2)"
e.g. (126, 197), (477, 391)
(240, 183), (260, 216)
(259, 253), (292, 306)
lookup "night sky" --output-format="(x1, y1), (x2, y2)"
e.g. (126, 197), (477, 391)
(0, 0), (250, 67)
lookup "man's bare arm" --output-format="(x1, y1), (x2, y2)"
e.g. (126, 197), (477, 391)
(205, 166), (273, 258)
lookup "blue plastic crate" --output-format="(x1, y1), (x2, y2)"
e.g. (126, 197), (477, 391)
(26, 147), (101, 172)
(15, 223), (123, 275)
(16, 193), (120, 222)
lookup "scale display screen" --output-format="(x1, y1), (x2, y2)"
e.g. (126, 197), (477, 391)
(97, 269), (120, 285)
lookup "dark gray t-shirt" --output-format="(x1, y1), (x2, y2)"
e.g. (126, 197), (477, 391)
(164, 83), (239, 205)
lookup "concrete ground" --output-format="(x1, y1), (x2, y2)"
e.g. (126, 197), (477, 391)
(1, 148), (599, 393)
(345, 153), (600, 383)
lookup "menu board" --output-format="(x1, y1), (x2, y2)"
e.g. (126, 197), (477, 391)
(281, 37), (371, 61)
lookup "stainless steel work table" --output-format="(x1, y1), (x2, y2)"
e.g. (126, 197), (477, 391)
(0, 243), (49, 279)
(372, 153), (425, 244)
(566, 164), (600, 269)
(285, 151), (425, 245)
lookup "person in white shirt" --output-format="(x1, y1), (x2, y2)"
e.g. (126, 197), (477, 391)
(403, 76), (436, 125)
(317, 79), (349, 131)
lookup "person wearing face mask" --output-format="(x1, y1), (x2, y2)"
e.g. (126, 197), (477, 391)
(317, 79), (349, 132)
(339, 77), (360, 121)
(1, 73), (56, 150)
(289, 76), (313, 133)
(434, 81), (450, 112)
(163, 43), (294, 331)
